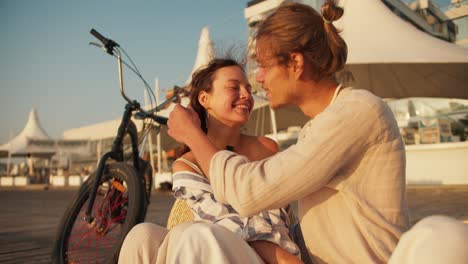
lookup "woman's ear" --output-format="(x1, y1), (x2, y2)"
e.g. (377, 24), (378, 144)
(198, 91), (210, 109)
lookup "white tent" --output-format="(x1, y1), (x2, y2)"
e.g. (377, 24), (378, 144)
(0, 109), (55, 157)
(186, 26), (215, 85)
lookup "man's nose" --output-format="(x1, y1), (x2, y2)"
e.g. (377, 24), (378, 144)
(255, 68), (264, 84)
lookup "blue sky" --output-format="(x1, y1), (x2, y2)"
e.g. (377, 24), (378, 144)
(0, 0), (251, 143)
(0, 0), (454, 144)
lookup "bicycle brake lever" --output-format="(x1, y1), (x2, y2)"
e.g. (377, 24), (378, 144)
(89, 42), (108, 53)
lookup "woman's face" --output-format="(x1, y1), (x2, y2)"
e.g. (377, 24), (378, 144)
(201, 65), (254, 127)
(255, 38), (296, 109)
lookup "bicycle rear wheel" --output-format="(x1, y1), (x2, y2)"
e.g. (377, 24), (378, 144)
(52, 162), (145, 264)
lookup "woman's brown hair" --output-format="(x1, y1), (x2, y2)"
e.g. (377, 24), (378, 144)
(255, 1), (347, 81)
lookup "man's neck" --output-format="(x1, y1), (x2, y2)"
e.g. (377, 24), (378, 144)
(298, 80), (340, 118)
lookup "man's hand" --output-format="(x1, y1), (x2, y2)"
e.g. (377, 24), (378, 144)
(167, 104), (218, 178)
(167, 104), (201, 144)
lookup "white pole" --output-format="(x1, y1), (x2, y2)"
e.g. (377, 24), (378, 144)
(155, 78), (162, 175)
(96, 139), (102, 166)
(6, 130), (12, 175)
(143, 89), (156, 176)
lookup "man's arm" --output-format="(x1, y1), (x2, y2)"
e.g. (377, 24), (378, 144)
(209, 97), (384, 216)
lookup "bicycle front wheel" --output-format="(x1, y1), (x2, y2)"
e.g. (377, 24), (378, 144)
(52, 162), (144, 264)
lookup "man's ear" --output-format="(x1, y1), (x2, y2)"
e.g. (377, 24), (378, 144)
(290, 52), (304, 79)
(198, 91), (210, 108)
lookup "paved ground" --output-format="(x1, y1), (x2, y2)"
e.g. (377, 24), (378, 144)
(0, 185), (467, 263)
(0, 188), (175, 264)
(406, 185), (468, 224)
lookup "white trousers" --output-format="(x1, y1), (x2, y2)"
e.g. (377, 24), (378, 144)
(389, 215), (468, 264)
(120, 216), (468, 263)
(118, 221), (264, 264)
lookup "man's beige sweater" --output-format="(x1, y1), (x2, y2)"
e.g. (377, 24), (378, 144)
(210, 88), (409, 263)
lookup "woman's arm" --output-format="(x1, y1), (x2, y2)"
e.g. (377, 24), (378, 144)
(171, 156), (213, 203)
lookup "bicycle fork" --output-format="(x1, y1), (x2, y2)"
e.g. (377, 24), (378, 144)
(83, 152), (113, 224)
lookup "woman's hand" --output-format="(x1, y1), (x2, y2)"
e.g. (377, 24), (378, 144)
(167, 104), (201, 144)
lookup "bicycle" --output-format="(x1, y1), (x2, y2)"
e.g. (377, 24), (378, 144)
(52, 29), (185, 264)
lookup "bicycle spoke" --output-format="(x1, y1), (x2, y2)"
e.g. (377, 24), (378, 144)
(67, 181), (130, 262)
(67, 207), (95, 250)
(110, 190), (125, 211)
(68, 223), (93, 252)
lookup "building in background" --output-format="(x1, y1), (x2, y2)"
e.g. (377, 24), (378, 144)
(444, 0), (468, 47)
(388, 0), (458, 42)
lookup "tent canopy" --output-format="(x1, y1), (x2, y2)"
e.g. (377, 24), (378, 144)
(186, 26), (215, 85)
(0, 109), (54, 157)
(339, 0), (468, 99)
(340, 0), (468, 64)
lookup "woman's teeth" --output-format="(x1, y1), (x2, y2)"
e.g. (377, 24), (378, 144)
(235, 104), (248, 109)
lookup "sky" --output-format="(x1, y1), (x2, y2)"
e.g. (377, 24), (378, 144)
(0, 0), (455, 144)
(0, 0), (251, 144)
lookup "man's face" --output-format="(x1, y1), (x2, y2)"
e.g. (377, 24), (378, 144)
(255, 38), (295, 109)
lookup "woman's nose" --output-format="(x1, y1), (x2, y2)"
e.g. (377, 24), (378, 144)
(240, 87), (251, 99)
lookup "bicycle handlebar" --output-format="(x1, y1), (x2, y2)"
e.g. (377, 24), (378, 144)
(90, 29), (119, 55)
(89, 28), (185, 126)
(134, 112), (168, 125)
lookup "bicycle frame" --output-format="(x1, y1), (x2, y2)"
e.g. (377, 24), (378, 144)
(84, 102), (139, 223)
(84, 30), (180, 224)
